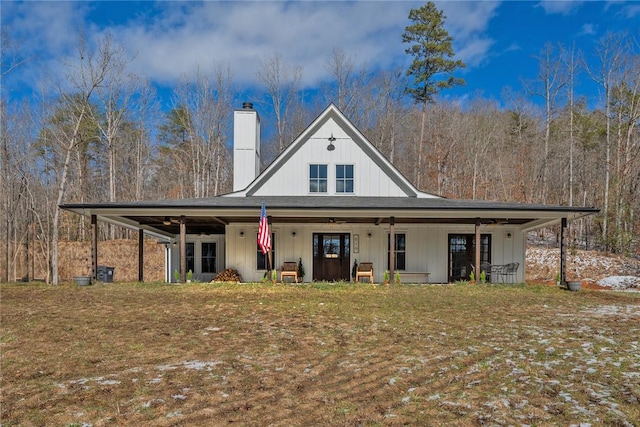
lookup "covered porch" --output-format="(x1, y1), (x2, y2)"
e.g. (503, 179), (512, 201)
(61, 196), (598, 284)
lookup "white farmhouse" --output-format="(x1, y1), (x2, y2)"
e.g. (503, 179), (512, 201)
(61, 103), (598, 284)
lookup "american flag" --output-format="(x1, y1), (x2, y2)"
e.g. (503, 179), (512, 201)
(258, 202), (271, 255)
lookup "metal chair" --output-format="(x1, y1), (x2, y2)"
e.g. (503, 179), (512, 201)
(501, 262), (519, 283)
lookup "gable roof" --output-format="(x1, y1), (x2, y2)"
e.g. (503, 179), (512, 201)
(232, 104), (438, 198)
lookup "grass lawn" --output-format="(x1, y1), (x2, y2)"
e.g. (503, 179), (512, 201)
(1, 282), (639, 426)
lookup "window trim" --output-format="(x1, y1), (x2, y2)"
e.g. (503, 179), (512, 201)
(309, 164), (328, 193)
(387, 233), (406, 271)
(201, 242), (217, 274)
(256, 232), (276, 270)
(335, 164), (354, 194)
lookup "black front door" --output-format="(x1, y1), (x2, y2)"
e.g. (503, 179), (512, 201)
(313, 233), (350, 281)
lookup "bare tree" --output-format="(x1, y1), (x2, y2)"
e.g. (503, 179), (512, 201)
(91, 33), (135, 204)
(162, 64), (234, 198)
(323, 47), (371, 128)
(561, 43), (581, 207)
(257, 52), (302, 154)
(47, 34), (120, 284)
(525, 43), (568, 204)
(362, 68), (408, 164)
(585, 33), (629, 250)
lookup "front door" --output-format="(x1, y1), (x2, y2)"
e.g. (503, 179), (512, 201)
(313, 233), (350, 281)
(448, 234), (491, 282)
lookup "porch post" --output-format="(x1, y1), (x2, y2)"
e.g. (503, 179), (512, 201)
(560, 217), (567, 286)
(389, 216), (395, 284)
(267, 215), (273, 279)
(179, 215), (186, 282)
(91, 214), (98, 281)
(475, 218), (481, 283)
(138, 229), (144, 282)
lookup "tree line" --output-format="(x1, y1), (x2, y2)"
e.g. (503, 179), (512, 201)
(1, 4), (638, 283)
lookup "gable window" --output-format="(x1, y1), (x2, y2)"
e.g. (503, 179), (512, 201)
(309, 164), (327, 193)
(387, 233), (406, 271)
(257, 232), (276, 270)
(336, 164), (354, 193)
(201, 242), (217, 273)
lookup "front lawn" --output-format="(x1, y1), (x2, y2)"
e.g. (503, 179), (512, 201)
(1, 282), (638, 426)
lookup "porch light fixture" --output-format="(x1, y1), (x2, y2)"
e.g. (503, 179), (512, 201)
(327, 133), (336, 151)
(163, 216), (171, 225)
(506, 232), (512, 239)
(292, 231), (297, 238)
(367, 231), (372, 238)
(239, 231), (245, 238)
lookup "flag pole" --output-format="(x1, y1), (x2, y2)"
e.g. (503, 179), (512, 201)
(267, 214), (273, 282)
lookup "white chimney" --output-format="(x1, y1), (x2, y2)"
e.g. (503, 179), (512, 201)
(233, 102), (261, 192)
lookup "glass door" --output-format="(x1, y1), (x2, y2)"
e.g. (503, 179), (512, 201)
(448, 234), (491, 282)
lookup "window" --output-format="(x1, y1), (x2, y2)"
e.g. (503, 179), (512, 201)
(186, 243), (195, 273)
(387, 233), (406, 270)
(309, 164), (327, 193)
(201, 242), (217, 273)
(257, 233), (276, 270)
(336, 164), (354, 193)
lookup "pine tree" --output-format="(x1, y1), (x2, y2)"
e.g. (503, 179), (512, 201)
(402, 1), (465, 103)
(402, 1), (465, 190)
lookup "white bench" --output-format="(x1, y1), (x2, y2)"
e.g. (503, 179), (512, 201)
(399, 272), (430, 283)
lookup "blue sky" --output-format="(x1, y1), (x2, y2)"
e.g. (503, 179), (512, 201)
(2, 1), (639, 111)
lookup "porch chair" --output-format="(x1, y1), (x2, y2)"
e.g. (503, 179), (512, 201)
(280, 261), (298, 283)
(501, 262), (519, 283)
(355, 262), (374, 283)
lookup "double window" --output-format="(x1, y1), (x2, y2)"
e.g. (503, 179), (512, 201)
(309, 164), (354, 194)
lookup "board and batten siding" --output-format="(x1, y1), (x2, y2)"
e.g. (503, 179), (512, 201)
(224, 223), (525, 284)
(251, 118), (408, 197)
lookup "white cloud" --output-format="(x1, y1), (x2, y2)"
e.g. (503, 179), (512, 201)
(578, 23), (597, 36)
(106, 1), (417, 87)
(2, 1), (500, 97)
(1, 1), (91, 93)
(536, 0), (584, 15)
(438, 1), (500, 70)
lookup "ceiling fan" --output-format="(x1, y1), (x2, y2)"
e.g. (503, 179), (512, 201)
(138, 216), (181, 227)
(328, 217), (347, 224)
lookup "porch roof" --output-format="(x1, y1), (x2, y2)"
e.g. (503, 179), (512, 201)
(60, 195), (599, 240)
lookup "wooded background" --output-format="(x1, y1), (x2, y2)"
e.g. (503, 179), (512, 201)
(1, 32), (638, 283)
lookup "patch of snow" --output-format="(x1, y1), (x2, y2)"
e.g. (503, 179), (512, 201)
(96, 379), (120, 385)
(597, 276), (640, 290)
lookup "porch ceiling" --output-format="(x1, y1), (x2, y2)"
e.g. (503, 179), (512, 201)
(122, 214), (533, 236)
